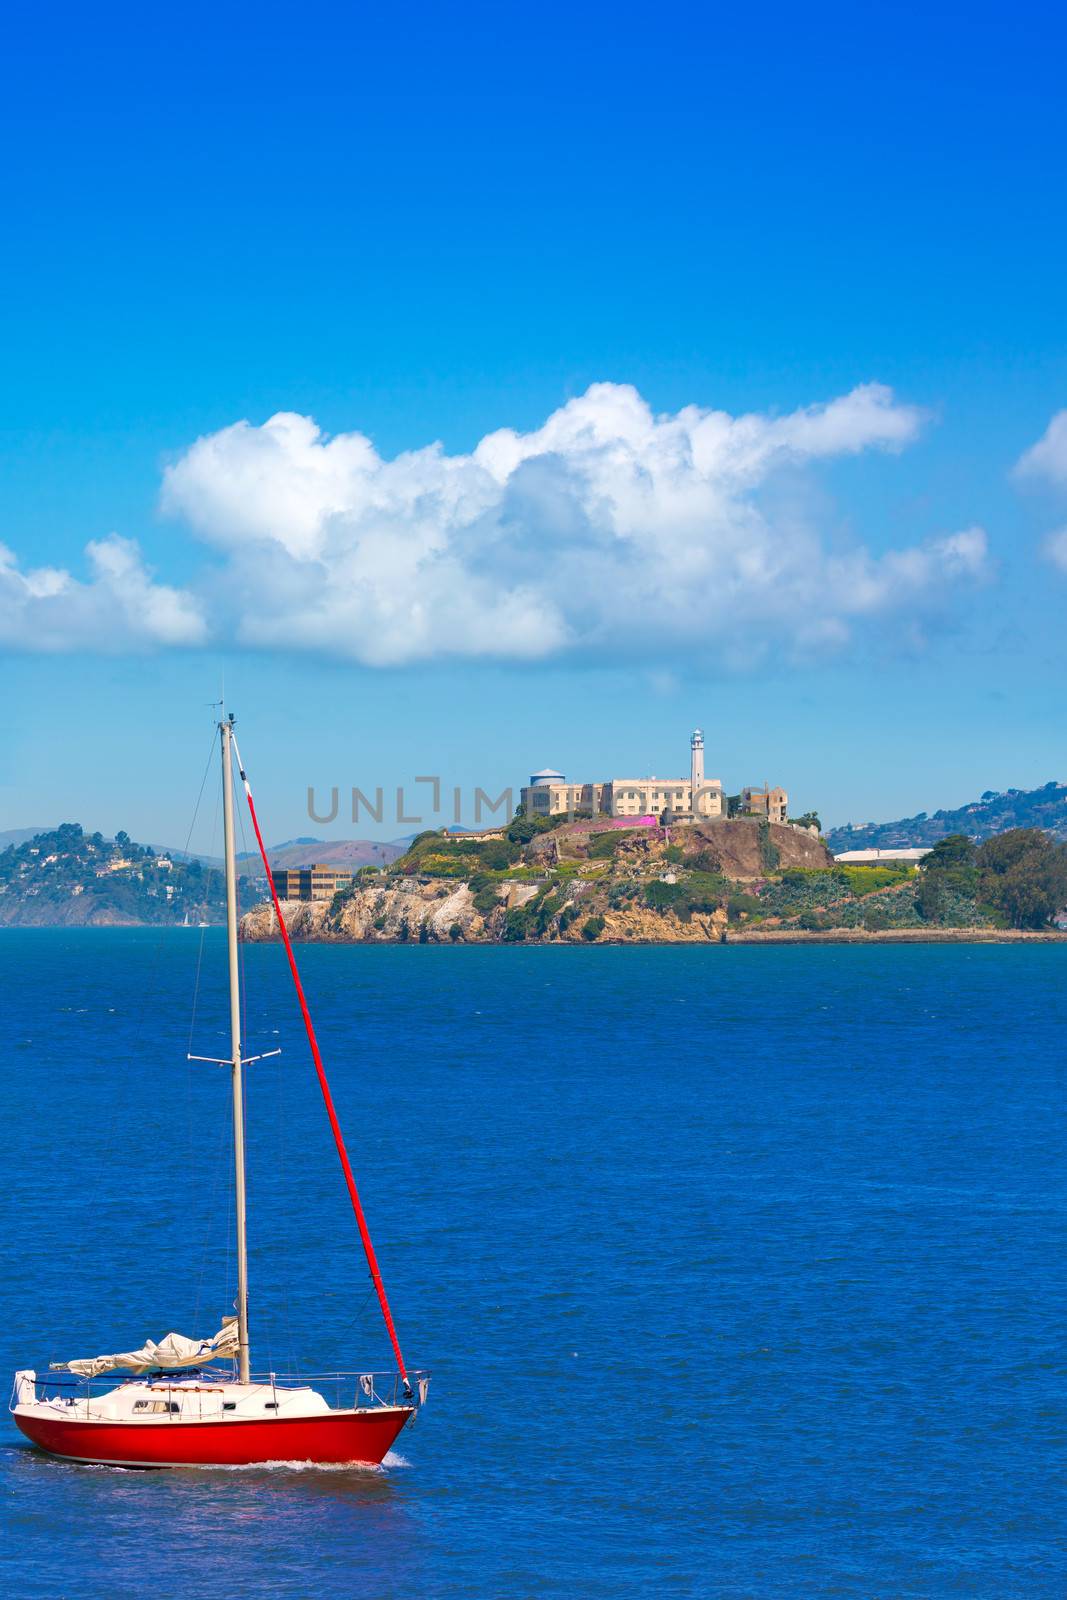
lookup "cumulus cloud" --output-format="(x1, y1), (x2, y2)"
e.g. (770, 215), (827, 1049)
(0, 534), (206, 652)
(159, 380), (984, 666)
(1015, 410), (1067, 487)
(0, 382), (988, 662)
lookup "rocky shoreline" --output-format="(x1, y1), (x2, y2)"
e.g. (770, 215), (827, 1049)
(239, 897), (1067, 947)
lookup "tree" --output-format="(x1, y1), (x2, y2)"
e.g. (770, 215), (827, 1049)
(790, 812), (822, 832)
(976, 829), (1067, 929)
(915, 833), (978, 922)
(924, 833), (977, 873)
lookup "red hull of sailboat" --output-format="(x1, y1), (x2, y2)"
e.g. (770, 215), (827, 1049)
(14, 1406), (413, 1468)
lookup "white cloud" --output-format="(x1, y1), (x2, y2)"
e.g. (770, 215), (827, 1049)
(1015, 410), (1067, 487)
(0, 382), (987, 662)
(0, 534), (206, 652)
(160, 380), (984, 666)
(1043, 526), (1067, 573)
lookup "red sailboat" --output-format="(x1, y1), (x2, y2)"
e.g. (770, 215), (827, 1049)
(11, 714), (427, 1468)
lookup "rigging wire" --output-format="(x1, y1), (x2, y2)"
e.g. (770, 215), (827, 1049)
(231, 768), (278, 1380)
(230, 728), (412, 1389)
(238, 786), (299, 1376)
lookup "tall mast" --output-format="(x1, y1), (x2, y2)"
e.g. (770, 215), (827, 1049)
(221, 714), (251, 1384)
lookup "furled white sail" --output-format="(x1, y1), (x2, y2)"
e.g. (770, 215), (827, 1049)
(59, 1318), (239, 1379)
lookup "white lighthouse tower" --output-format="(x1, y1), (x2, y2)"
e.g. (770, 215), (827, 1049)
(690, 728), (704, 804)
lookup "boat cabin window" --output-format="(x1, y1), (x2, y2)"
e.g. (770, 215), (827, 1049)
(133, 1399), (179, 1414)
(223, 1401), (236, 1411)
(264, 1401), (279, 1409)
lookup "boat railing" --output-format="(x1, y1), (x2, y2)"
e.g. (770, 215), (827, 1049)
(12, 1366), (429, 1413)
(251, 1369), (431, 1411)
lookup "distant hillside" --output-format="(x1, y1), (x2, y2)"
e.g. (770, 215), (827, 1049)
(0, 824), (256, 926)
(242, 838), (405, 874)
(826, 782), (1067, 853)
(149, 837), (406, 877)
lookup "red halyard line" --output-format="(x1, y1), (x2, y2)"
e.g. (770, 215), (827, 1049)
(231, 742), (410, 1388)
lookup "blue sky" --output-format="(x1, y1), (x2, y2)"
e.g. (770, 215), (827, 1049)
(2, 2), (1066, 847)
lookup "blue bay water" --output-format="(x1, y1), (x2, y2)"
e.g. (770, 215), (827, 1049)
(1, 931), (1065, 1598)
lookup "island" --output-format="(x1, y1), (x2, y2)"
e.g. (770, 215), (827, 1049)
(238, 816), (1067, 945)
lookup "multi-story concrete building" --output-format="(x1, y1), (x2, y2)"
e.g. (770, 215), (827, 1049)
(271, 864), (354, 902)
(520, 731), (727, 822)
(739, 785), (789, 825)
(522, 770), (604, 817)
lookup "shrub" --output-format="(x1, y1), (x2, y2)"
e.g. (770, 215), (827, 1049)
(798, 909), (822, 931)
(836, 865), (914, 896)
(727, 893), (761, 921)
(645, 870), (727, 921)
(532, 891), (563, 933)
(479, 840), (521, 870)
(645, 880), (690, 915)
(757, 819), (780, 873)
(506, 813), (569, 846)
(418, 853), (478, 878)
(686, 869), (729, 906)
(689, 847), (723, 875)
(502, 906), (530, 942)
(863, 906), (892, 931)
(468, 873), (501, 916)
(587, 832), (625, 859)
(581, 914), (605, 941)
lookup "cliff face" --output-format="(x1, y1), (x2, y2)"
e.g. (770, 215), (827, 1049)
(240, 885), (731, 945)
(679, 819), (829, 879)
(242, 878), (494, 944)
